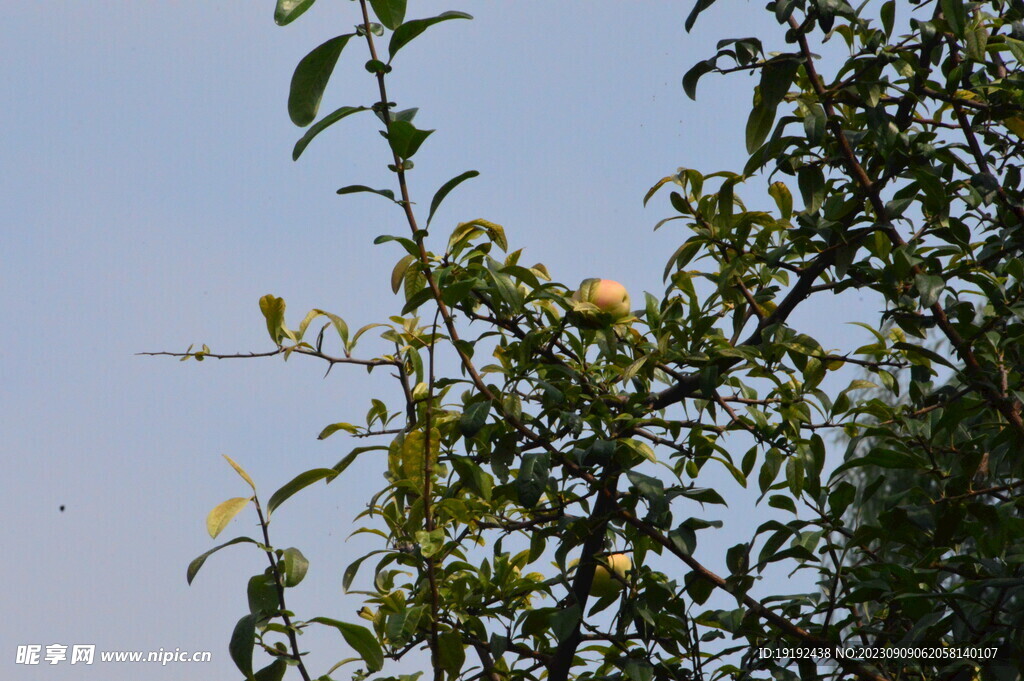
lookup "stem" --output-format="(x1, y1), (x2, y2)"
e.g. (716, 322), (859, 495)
(253, 497), (312, 681)
(423, 305), (442, 681)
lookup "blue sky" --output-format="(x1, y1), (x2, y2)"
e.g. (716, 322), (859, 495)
(2, 2), (883, 679)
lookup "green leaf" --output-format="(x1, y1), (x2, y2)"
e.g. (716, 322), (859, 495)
(803, 103), (825, 143)
(486, 267), (523, 311)
(680, 486), (727, 505)
(337, 184), (398, 202)
(288, 34), (354, 127)
(965, 20), (989, 62)
(206, 497), (251, 539)
(437, 631), (466, 677)
(247, 573), (279, 617)
(685, 571), (714, 605)
(915, 273), (945, 307)
(427, 170), (479, 226)
(369, 0), (407, 29)
(767, 494), (796, 513)
(386, 120), (434, 159)
(333, 445), (387, 476)
(223, 455), (257, 492)
(685, 0), (717, 32)
(450, 455), (494, 501)
(254, 659), (287, 681)
(880, 0), (895, 37)
(682, 59), (715, 100)
(643, 176), (672, 206)
(312, 309), (349, 348)
(550, 605), (581, 643)
(744, 59), (797, 155)
(318, 422), (360, 440)
(342, 550), (386, 591)
(833, 449), (921, 475)
(745, 96), (777, 155)
(941, 0), (966, 38)
(828, 482), (856, 517)
(797, 165), (825, 213)
(393, 251), (421, 292)
(621, 438), (656, 463)
(759, 58), (799, 106)
(416, 528), (444, 557)
(459, 400), (490, 437)
(267, 468), (339, 515)
(229, 614), (258, 680)
(401, 286), (435, 315)
(388, 11), (473, 60)
(452, 218), (507, 251)
(186, 537), (258, 585)
(515, 454), (549, 508)
(274, 0), (315, 26)
(293, 106), (368, 160)
(670, 524), (697, 555)
(308, 618), (384, 672)
(283, 547), (309, 587)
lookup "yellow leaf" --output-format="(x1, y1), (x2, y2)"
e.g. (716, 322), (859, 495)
(401, 428), (441, 488)
(206, 497), (252, 539)
(1003, 116), (1024, 138)
(222, 455), (256, 492)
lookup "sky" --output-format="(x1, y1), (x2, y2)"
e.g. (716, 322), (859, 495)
(1, 2), (885, 680)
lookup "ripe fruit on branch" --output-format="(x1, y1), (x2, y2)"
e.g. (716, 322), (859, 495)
(569, 552), (633, 598)
(571, 278), (631, 326)
(591, 553), (632, 597)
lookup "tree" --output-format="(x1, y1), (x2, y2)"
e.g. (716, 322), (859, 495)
(157, 0), (1024, 679)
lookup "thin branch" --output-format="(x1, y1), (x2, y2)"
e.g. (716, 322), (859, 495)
(253, 496), (312, 681)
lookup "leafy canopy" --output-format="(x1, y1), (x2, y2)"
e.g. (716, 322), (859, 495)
(163, 0), (1024, 680)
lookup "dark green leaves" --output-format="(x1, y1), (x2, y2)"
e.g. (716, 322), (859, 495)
(427, 170), (479, 226)
(369, 0), (407, 30)
(254, 659), (287, 681)
(745, 57), (800, 153)
(247, 574), (279, 618)
(685, 0), (718, 32)
(289, 35), (355, 127)
(386, 120), (434, 159)
(437, 631), (466, 677)
(274, 0), (315, 26)
(515, 453), (550, 508)
(459, 400), (490, 437)
(941, 0), (967, 38)
(293, 106), (368, 160)
(745, 99), (776, 157)
(229, 614), (258, 680)
(682, 59), (715, 100)
(388, 11), (472, 60)
(797, 165), (825, 213)
(915, 273), (945, 307)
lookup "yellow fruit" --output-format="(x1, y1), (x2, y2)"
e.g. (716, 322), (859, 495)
(569, 553), (632, 598)
(571, 278), (631, 323)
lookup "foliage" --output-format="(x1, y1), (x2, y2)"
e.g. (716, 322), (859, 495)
(162, 0), (1024, 679)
